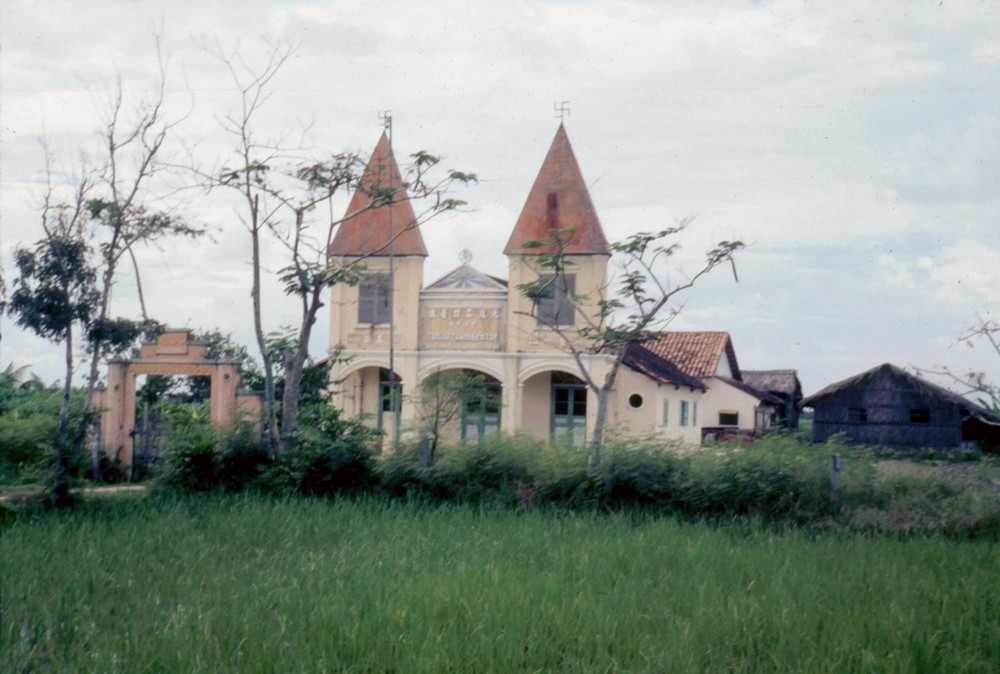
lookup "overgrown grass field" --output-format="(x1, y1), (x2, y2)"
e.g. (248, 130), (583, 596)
(3, 496), (998, 672)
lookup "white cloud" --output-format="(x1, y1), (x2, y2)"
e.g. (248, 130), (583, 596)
(875, 253), (917, 291)
(2, 0), (998, 395)
(927, 240), (1000, 304)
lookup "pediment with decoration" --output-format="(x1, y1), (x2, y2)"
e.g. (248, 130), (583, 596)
(423, 264), (508, 295)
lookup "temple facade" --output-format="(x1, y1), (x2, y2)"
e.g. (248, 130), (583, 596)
(327, 125), (779, 447)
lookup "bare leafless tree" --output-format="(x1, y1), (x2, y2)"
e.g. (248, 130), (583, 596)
(412, 370), (491, 466)
(8, 35), (202, 489)
(919, 315), (1000, 414)
(201, 40), (475, 455)
(77, 38), (203, 475)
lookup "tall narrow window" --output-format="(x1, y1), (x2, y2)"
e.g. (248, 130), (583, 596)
(358, 274), (392, 324)
(462, 380), (502, 444)
(661, 399), (670, 426)
(551, 372), (586, 446)
(377, 369), (402, 438)
(535, 273), (576, 326)
(680, 400), (689, 427)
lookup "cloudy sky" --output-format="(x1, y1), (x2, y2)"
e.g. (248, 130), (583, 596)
(2, 0), (998, 398)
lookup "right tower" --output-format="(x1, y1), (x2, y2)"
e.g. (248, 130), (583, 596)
(504, 124), (612, 352)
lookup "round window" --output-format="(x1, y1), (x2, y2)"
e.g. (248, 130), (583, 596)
(628, 393), (643, 409)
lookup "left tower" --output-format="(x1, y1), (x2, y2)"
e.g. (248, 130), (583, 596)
(328, 132), (426, 432)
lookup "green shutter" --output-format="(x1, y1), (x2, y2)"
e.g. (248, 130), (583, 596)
(661, 399), (669, 426)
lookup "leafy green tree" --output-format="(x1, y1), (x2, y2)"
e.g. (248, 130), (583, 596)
(8, 229), (99, 504)
(518, 221), (743, 490)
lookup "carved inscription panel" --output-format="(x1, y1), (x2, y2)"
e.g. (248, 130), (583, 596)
(420, 299), (505, 351)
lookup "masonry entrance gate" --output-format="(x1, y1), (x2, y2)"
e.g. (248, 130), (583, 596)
(93, 329), (261, 478)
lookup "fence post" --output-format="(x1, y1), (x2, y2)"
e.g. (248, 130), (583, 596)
(830, 453), (841, 516)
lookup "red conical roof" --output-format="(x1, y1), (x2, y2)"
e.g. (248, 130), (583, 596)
(329, 132), (428, 257)
(504, 124), (610, 256)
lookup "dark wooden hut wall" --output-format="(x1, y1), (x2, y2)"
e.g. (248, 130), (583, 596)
(810, 367), (964, 447)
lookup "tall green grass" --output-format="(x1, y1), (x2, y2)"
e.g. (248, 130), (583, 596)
(3, 496), (998, 672)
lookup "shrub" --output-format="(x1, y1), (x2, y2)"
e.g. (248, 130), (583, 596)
(218, 428), (272, 493)
(596, 433), (839, 522)
(378, 434), (565, 506)
(0, 380), (95, 484)
(158, 424), (220, 493)
(603, 441), (684, 511)
(440, 439), (533, 505)
(848, 467), (1000, 537)
(262, 404), (379, 497)
(701, 438), (832, 520)
(377, 454), (441, 500)
(92, 455), (128, 484)
(531, 464), (599, 509)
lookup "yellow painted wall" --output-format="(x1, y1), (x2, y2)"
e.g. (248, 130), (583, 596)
(520, 371), (552, 442)
(328, 256), (424, 350)
(611, 367), (705, 445)
(699, 377), (765, 432)
(506, 254), (609, 353)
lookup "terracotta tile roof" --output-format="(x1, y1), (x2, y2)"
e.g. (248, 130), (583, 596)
(503, 124), (610, 256)
(329, 132), (428, 257)
(623, 343), (706, 390)
(640, 331), (741, 380)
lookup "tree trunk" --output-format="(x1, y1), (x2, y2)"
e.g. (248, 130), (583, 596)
(51, 327), (75, 507)
(85, 233), (121, 482)
(594, 356), (623, 495)
(279, 286), (323, 448)
(251, 213), (282, 457)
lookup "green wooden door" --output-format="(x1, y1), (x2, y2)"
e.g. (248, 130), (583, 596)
(551, 383), (586, 446)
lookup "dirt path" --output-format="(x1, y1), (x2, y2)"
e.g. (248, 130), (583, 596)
(1, 484), (148, 505)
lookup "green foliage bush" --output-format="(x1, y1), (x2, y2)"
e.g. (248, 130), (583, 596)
(380, 434), (564, 507)
(377, 433), (837, 522)
(158, 424), (221, 493)
(146, 416), (998, 537)
(603, 441), (684, 511)
(157, 405), (379, 497)
(0, 380), (92, 484)
(218, 430), (272, 493)
(436, 437), (533, 505)
(677, 434), (833, 521)
(261, 404), (378, 497)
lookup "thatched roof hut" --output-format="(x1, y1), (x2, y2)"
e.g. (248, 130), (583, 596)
(802, 363), (1000, 450)
(743, 369), (802, 429)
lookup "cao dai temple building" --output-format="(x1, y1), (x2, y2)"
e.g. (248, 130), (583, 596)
(327, 125), (792, 447)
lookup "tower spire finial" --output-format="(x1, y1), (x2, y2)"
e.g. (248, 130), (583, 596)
(554, 101), (570, 122)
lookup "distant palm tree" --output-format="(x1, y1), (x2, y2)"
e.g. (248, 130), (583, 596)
(1, 362), (48, 390)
